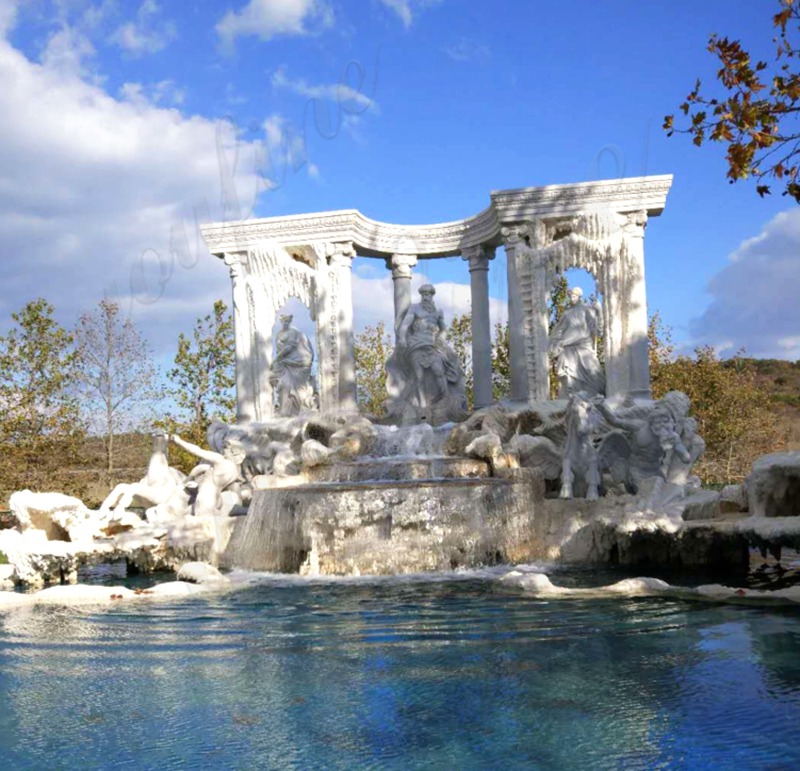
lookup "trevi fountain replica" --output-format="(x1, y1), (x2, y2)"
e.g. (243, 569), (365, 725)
(1, 174), (799, 596)
(4, 176), (800, 770)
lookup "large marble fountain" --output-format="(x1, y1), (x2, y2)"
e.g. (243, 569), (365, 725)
(3, 175), (800, 593)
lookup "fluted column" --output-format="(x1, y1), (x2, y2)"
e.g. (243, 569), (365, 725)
(329, 242), (358, 412)
(623, 210), (651, 398)
(223, 251), (257, 422)
(387, 253), (418, 323)
(500, 226), (530, 402)
(462, 245), (495, 408)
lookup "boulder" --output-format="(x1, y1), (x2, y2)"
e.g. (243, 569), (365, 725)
(300, 439), (331, 468)
(8, 490), (87, 540)
(720, 483), (748, 514)
(177, 561), (230, 585)
(745, 451), (800, 518)
(680, 490), (721, 521)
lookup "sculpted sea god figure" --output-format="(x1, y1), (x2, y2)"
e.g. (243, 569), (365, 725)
(387, 284), (467, 423)
(549, 286), (605, 398)
(270, 314), (316, 416)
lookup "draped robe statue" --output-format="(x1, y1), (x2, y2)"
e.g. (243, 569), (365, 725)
(548, 285), (605, 398)
(269, 315), (316, 416)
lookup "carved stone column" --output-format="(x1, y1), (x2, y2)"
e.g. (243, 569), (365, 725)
(623, 211), (651, 398)
(223, 251), (257, 422)
(462, 245), (495, 409)
(329, 242), (358, 412)
(501, 226), (530, 402)
(387, 253), (418, 323)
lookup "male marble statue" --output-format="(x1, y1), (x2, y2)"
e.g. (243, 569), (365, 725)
(548, 286), (605, 398)
(386, 284), (467, 423)
(269, 314), (316, 416)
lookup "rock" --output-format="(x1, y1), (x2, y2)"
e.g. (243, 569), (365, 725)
(300, 439), (331, 468)
(177, 561), (230, 585)
(465, 432), (503, 464)
(680, 490), (721, 521)
(8, 490), (87, 540)
(745, 451), (800, 517)
(272, 447), (301, 477)
(35, 584), (135, 604)
(720, 483), (748, 514)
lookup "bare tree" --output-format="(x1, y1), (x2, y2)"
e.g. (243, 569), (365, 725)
(74, 300), (160, 486)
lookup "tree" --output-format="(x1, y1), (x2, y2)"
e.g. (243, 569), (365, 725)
(664, 1), (800, 201)
(74, 299), (160, 487)
(446, 313), (473, 407)
(648, 314), (786, 484)
(491, 321), (511, 400)
(353, 322), (393, 416)
(0, 299), (82, 491)
(165, 301), (235, 468)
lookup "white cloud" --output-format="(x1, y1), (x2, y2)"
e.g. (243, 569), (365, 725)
(111, 0), (176, 57)
(377, 0), (442, 29)
(271, 65), (378, 113)
(216, 0), (334, 50)
(0, 0), (19, 38)
(0, 24), (269, 354)
(690, 208), (800, 359)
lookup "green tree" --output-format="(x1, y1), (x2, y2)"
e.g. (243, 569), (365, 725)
(0, 299), (82, 492)
(491, 321), (511, 401)
(446, 313), (473, 407)
(353, 322), (393, 416)
(664, 1), (800, 201)
(74, 299), (160, 487)
(165, 301), (235, 469)
(648, 314), (785, 484)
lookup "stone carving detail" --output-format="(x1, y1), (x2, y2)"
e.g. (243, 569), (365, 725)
(269, 314), (317, 416)
(596, 391), (703, 496)
(386, 284), (468, 425)
(548, 285), (605, 398)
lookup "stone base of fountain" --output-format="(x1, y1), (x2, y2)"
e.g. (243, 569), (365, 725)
(222, 464), (545, 575)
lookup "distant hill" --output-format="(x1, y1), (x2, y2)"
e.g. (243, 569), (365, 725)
(738, 359), (800, 450)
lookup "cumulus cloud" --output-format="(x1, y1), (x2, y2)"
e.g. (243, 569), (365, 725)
(111, 0), (176, 57)
(216, 0), (334, 50)
(0, 23), (269, 353)
(377, 0), (443, 29)
(690, 208), (800, 360)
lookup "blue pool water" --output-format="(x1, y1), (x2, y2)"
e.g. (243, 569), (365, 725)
(1, 569), (799, 770)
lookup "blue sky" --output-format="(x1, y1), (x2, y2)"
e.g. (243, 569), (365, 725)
(1, 0), (798, 365)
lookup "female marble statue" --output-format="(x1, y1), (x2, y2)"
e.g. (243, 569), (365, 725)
(269, 314), (316, 416)
(548, 286), (605, 397)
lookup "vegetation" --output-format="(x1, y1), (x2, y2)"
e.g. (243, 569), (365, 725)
(74, 300), (160, 486)
(353, 321), (393, 416)
(648, 314), (788, 484)
(664, 0), (800, 201)
(0, 299), (83, 497)
(161, 300), (236, 473)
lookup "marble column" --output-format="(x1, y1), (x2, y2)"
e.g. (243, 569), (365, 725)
(223, 251), (256, 423)
(462, 244), (495, 409)
(387, 253), (418, 322)
(500, 226), (530, 402)
(329, 242), (358, 412)
(623, 211), (651, 398)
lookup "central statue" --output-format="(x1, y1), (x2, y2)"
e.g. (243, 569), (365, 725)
(386, 284), (467, 424)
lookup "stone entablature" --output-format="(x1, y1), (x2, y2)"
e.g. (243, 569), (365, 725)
(201, 175), (672, 420)
(201, 175), (672, 257)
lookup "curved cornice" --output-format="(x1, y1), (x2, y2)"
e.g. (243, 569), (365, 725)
(200, 174), (672, 258)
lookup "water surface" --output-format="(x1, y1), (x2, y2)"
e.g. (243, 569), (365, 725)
(0, 569), (799, 770)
